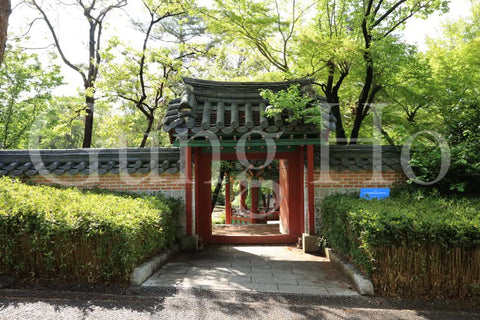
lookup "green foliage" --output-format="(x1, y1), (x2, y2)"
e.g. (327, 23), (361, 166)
(0, 178), (180, 282)
(99, 3), (209, 147)
(28, 96), (86, 149)
(0, 44), (62, 149)
(401, 6), (480, 194)
(320, 191), (480, 275)
(212, 213), (226, 225)
(260, 84), (322, 127)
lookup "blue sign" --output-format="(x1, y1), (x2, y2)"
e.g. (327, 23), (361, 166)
(360, 188), (390, 200)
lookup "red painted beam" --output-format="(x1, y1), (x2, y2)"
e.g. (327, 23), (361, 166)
(185, 146), (192, 236)
(307, 145), (315, 235)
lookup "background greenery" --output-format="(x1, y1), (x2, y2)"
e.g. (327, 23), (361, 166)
(2, 0), (478, 192)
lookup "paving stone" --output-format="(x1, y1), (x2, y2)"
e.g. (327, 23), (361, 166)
(270, 272), (300, 279)
(291, 268), (316, 275)
(153, 273), (186, 280)
(142, 278), (181, 287)
(228, 267), (251, 275)
(182, 278), (228, 288)
(163, 262), (191, 268)
(142, 245), (357, 296)
(235, 282), (279, 293)
(278, 284), (329, 295)
(250, 267), (273, 274)
(296, 277), (329, 286)
(253, 275), (298, 285)
(161, 268), (188, 274)
(207, 275), (252, 283)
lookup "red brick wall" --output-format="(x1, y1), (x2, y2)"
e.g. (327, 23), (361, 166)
(313, 170), (406, 189)
(28, 173), (185, 193)
(312, 169), (407, 233)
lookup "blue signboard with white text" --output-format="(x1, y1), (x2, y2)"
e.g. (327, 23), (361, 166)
(360, 188), (390, 200)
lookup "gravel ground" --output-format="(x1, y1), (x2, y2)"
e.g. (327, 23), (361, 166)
(0, 287), (479, 320)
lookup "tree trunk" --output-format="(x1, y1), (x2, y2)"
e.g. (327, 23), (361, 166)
(323, 61), (348, 145)
(350, 18), (374, 145)
(211, 170), (225, 212)
(0, 0), (11, 65)
(82, 95), (94, 148)
(140, 114), (154, 147)
(327, 96), (347, 145)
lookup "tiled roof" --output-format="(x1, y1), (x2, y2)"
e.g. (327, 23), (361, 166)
(0, 145), (402, 178)
(162, 78), (335, 138)
(314, 145), (402, 172)
(0, 148), (181, 177)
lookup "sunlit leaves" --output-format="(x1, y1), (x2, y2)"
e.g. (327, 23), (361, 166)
(0, 44), (62, 149)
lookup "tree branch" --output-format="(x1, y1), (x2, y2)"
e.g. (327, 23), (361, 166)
(31, 0), (87, 85)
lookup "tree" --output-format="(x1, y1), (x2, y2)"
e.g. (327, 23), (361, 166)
(202, 0), (315, 75)
(0, 0), (11, 64)
(102, 0), (210, 147)
(416, 2), (480, 193)
(29, 0), (127, 148)
(102, 0), (183, 147)
(0, 44), (62, 148)
(202, 0), (447, 144)
(31, 96), (86, 149)
(348, 0), (448, 143)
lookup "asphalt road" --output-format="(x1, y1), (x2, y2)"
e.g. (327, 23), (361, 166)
(0, 287), (479, 320)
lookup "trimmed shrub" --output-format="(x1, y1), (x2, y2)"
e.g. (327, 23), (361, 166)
(0, 178), (180, 282)
(320, 191), (480, 298)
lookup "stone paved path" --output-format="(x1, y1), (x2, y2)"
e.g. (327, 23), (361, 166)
(142, 245), (358, 296)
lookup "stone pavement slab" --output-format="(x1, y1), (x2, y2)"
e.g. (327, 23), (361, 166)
(142, 245), (358, 296)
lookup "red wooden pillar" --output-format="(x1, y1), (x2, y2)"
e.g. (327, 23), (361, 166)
(194, 147), (201, 235)
(250, 180), (259, 222)
(225, 174), (232, 224)
(307, 145), (315, 235)
(195, 149), (212, 239)
(240, 180), (247, 212)
(185, 146), (192, 236)
(300, 147), (305, 235)
(273, 180), (280, 209)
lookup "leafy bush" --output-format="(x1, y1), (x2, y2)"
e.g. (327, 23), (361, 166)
(320, 191), (480, 298)
(0, 178), (180, 282)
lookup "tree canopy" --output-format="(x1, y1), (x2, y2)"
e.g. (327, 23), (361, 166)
(2, 0), (479, 192)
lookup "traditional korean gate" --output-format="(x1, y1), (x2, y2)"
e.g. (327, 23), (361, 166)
(163, 78), (331, 245)
(193, 147), (305, 244)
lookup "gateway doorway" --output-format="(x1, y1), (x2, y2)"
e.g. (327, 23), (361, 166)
(194, 148), (305, 244)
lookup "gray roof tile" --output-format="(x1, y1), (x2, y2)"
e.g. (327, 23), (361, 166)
(312, 145), (402, 172)
(0, 145), (402, 178)
(163, 78), (334, 139)
(0, 148), (181, 177)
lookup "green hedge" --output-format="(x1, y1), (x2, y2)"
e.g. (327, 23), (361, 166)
(0, 177), (182, 282)
(320, 191), (480, 298)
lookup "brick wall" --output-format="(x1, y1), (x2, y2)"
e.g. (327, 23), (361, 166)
(313, 170), (406, 233)
(27, 172), (187, 235)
